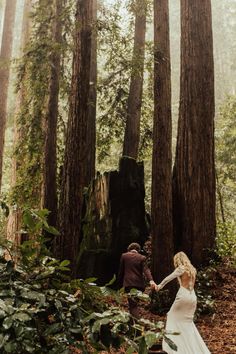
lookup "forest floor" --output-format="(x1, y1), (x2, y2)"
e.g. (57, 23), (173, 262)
(142, 260), (236, 354)
(196, 261), (236, 353)
(72, 260), (236, 354)
(136, 260), (236, 354)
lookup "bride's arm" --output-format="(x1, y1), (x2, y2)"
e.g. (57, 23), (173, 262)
(157, 266), (185, 290)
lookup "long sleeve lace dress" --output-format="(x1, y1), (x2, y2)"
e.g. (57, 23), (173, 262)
(158, 266), (211, 354)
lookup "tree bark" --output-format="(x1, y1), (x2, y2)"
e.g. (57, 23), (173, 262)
(41, 0), (63, 234)
(0, 0), (17, 191)
(122, 0), (147, 159)
(58, 0), (93, 275)
(77, 157), (149, 285)
(151, 0), (173, 283)
(172, 0), (216, 266)
(85, 0), (97, 184)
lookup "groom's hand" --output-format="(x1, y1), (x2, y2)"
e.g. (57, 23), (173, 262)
(149, 280), (158, 292)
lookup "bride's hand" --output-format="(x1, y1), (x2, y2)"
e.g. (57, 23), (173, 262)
(150, 280), (159, 292)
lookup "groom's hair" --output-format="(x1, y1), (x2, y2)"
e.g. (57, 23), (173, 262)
(127, 242), (141, 252)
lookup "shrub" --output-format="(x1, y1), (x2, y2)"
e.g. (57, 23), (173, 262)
(216, 221), (236, 264)
(0, 208), (176, 353)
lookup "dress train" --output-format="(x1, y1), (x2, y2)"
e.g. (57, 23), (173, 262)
(163, 286), (210, 354)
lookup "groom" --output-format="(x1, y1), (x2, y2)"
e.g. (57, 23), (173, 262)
(118, 242), (158, 318)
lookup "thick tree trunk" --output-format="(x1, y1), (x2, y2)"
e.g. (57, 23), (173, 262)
(172, 0), (216, 266)
(0, 0), (17, 191)
(58, 0), (93, 275)
(7, 0), (31, 247)
(85, 0), (97, 184)
(122, 0), (147, 159)
(42, 0), (62, 234)
(77, 157), (149, 285)
(151, 0), (173, 283)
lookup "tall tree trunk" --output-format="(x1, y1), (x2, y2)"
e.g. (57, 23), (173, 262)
(0, 0), (17, 192)
(58, 0), (93, 275)
(42, 0), (63, 234)
(172, 0), (216, 266)
(6, 0), (31, 247)
(85, 0), (97, 184)
(151, 0), (173, 283)
(122, 0), (147, 159)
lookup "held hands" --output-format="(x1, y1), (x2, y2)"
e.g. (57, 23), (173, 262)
(149, 280), (159, 292)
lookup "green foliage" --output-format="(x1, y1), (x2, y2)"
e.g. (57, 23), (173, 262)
(0, 257), (81, 354)
(0, 252), (172, 354)
(0, 200), (9, 218)
(0, 205), (170, 353)
(216, 95), (236, 223)
(82, 307), (177, 353)
(195, 268), (216, 317)
(12, 0), (53, 208)
(19, 208), (60, 269)
(213, 1), (236, 102)
(215, 95), (236, 266)
(97, 0), (153, 172)
(66, 278), (112, 314)
(11, 0), (74, 209)
(216, 221), (236, 263)
(128, 288), (150, 302)
(97, 1), (131, 166)
(216, 97), (236, 181)
(22, 208), (59, 238)
(0, 206), (60, 271)
(149, 289), (172, 315)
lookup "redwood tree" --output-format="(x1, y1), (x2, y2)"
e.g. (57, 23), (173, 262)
(58, 0), (93, 275)
(151, 0), (173, 282)
(42, 0), (63, 231)
(122, 0), (147, 159)
(85, 0), (97, 184)
(172, 0), (216, 266)
(0, 0), (17, 191)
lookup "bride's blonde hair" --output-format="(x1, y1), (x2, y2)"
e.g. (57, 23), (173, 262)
(174, 251), (196, 278)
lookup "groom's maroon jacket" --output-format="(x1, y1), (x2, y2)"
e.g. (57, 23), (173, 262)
(118, 250), (153, 289)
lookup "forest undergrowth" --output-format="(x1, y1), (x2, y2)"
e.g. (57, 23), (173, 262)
(72, 259), (236, 354)
(196, 260), (236, 354)
(142, 260), (236, 354)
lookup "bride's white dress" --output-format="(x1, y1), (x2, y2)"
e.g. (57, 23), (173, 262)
(158, 266), (211, 354)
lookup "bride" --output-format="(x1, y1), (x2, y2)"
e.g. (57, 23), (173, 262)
(157, 251), (211, 354)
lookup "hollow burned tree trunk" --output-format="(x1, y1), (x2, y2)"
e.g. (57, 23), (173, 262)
(77, 157), (149, 284)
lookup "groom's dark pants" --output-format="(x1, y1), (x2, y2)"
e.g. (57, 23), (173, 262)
(125, 286), (144, 318)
